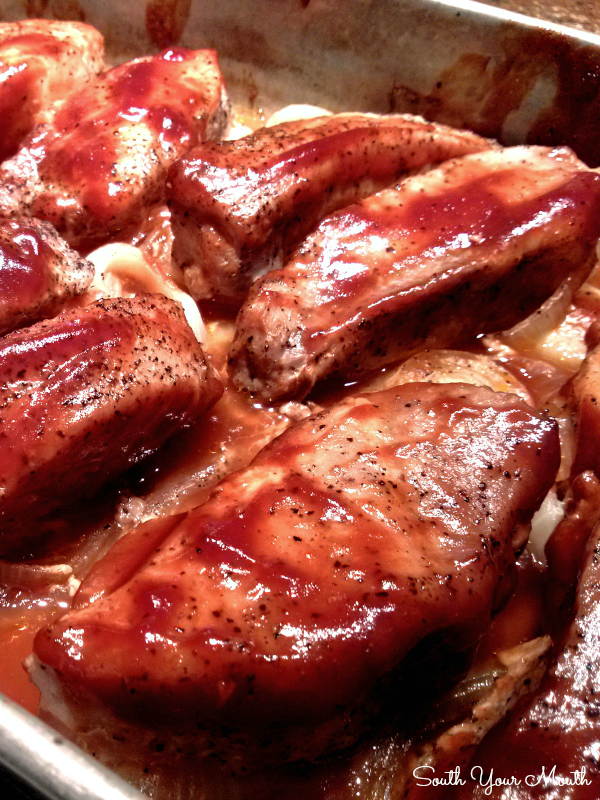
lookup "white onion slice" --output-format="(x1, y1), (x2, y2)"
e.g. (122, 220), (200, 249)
(86, 243), (207, 345)
(527, 488), (565, 564)
(502, 274), (580, 351)
(265, 104), (332, 127)
(0, 560), (76, 593)
(500, 266), (600, 371)
(367, 349), (532, 403)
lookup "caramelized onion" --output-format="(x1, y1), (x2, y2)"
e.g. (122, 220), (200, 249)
(367, 349), (532, 402)
(0, 561), (76, 594)
(499, 269), (600, 372)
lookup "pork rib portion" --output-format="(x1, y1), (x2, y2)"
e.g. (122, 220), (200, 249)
(0, 19), (104, 162)
(33, 383), (559, 765)
(0, 293), (222, 555)
(0, 48), (228, 248)
(454, 474), (600, 799)
(0, 218), (93, 336)
(230, 146), (600, 402)
(167, 113), (492, 307)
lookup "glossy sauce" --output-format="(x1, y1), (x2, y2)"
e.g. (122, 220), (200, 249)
(31, 381), (560, 800)
(0, 34), (65, 162)
(0, 294), (221, 557)
(0, 59), (35, 162)
(0, 299), (591, 799)
(0, 225), (51, 319)
(0, 44), (225, 250)
(43, 50), (207, 226)
(167, 114), (489, 305)
(0, 21), (104, 162)
(0, 611), (48, 714)
(317, 167), (600, 316)
(452, 527), (600, 800)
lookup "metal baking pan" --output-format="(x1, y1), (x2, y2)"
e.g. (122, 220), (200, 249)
(1, 1), (600, 798)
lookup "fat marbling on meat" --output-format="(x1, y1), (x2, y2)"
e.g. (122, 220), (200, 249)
(167, 113), (492, 306)
(33, 383), (559, 767)
(0, 47), (228, 249)
(230, 145), (600, 402)
(0, 218), (94, 336)
(0, 293), (222, 556)
(0, 19), (104, 163)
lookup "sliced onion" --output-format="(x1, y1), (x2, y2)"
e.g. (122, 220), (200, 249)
(502, 274), (580, 353)
(86, 243), (207, 344)
(528, 489), (566, 564)
(368, 349), (532, 403)
(224, 120), (254, 140)
(0, 560), (73, 591)
(265, 104), (332, 127)
(557, 416), (576, 482)
(114, 496), (149, 530)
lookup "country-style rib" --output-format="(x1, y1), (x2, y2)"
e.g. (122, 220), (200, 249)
(0, 218), (93, 336)
(0, 293), (222, 555)
(0, 19), (104, 162)
(167, 113), (492, 306)
(33, 383), (559, 766)
(0, 48), (228, 248)
(230, 146), (600, 401)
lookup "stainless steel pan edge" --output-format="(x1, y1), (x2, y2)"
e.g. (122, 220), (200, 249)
(4, 0), (600, 161)
(0, 693), (146, 800)
(0, 1), (599, 799)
